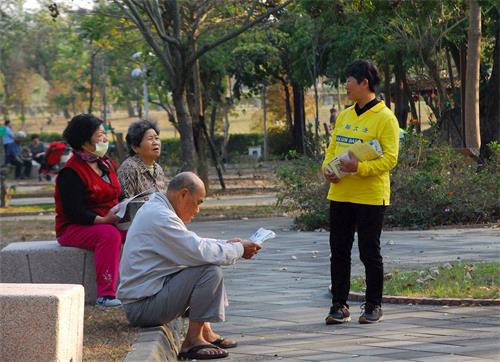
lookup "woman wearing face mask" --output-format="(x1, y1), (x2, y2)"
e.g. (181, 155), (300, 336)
(118, 120), (167, 199)
(54, 114), (125, 308)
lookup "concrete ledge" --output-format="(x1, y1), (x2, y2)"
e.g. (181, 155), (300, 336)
(0, 241), (96, 304)
(348, 291), (500, 306)
(0, 283), (84, 362)
(125, 318), (186, 362)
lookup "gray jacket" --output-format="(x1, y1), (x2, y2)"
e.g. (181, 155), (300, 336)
(118, 192), (243, 304)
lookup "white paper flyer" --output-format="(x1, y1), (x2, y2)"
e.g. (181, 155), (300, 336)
(249, 227), (276, 245)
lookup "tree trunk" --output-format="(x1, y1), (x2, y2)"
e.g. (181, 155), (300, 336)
(137, 97), (142, 118)
(192, 120), (208, 188)
(127, 100), (136, 117)
(101, 61), (107, 125)
(464, 0), (481, 156)
(172, 88), (196, 171)
(460, 44), (467, 146)
(336, 77), (342, 111)
(262, 84), (268, 159)
(200, 115), (225, 190)
(192, 53), (209, 189)
(222, 101), (230, 164)
(88, 50), (96, 114)
(1, 81), (9, 120)
(394, 54), (408, 128)
(402, 70), (417, 121)
(281, 78), (293, 130)
(383, 59), (391, 108)
(445, 47), (458, 106)
(313, 76), (319, 142)
(480, 7), (500, 157)
(422, 49), (447, 119)
(292, 81), (305, 154)
(209, 103), (217, 140)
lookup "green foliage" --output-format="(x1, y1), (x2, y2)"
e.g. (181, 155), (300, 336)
(387, 132), (499, 227)
(276, 132), (499, 230)
(39, 132), (65, 142)
(268, 126), (294, 157)
(276, 153), (329, 230)
(351, 262), (500, 299)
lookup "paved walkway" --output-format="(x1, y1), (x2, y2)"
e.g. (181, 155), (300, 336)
(189, 218), (500, 361)
(8, 192), (277, 207)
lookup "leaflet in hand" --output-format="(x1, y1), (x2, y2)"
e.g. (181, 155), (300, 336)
(249, 227), (276, 245)
(111, 188), (155, 219)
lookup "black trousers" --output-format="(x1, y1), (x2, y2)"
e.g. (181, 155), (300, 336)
(7, 155), (32, 179)
(329, 201), (386, 306)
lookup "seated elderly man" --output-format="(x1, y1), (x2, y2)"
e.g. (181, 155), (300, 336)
(118, 171), (261, 360)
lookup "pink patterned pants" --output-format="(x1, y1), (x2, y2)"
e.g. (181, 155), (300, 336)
(58, 224), (126, 298)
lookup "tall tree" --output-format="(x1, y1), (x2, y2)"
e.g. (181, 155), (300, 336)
(115, 0), (291, 174)
(464, 0), (482, 156)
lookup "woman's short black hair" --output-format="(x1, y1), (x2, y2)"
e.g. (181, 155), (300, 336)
(346, 60), (381, 93)
(63, 114), (103, 150)
(126, 120), (160, 156)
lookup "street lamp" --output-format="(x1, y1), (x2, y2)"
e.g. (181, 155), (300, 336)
(131, 51), (149, 120)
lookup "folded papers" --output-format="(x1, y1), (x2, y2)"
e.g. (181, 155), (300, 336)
(325, 139), (383, 178)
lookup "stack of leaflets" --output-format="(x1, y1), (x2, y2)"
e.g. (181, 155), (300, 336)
(249, 228), (276, 245)
(325, 139), (383, 178)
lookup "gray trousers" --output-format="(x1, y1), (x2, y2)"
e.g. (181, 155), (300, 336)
(124, 265), (226, 327)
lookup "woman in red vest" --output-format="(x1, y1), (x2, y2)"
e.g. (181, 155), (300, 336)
(54, 114), (125, 308)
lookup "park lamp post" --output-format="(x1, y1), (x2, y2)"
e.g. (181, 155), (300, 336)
(131, 51), (149, 120)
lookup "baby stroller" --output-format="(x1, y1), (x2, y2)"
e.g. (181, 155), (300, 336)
(39, 141), (70, 181)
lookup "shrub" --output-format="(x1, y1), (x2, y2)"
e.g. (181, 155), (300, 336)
(386, 131), (499, 227)
(268, 126), (294, 157)
(276, 151), (330, 230)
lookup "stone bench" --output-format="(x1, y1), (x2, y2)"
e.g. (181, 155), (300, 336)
(0, 283), (84, 362)
(0, 241), (96, 304)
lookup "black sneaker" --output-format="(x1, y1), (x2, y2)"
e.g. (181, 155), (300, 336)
(359, 303), (383, 324)
(325, 303), (351, 324)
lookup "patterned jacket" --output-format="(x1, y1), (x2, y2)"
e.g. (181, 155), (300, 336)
(117, 155), (168, 199)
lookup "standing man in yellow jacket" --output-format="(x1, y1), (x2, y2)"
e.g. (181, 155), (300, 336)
(322, 60), (399, 325)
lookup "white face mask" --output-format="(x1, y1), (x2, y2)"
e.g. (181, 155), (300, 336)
(92, 141), (109, 158)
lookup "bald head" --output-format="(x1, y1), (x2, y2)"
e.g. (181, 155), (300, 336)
(167, 172), (205, 194)
(167, 172), (206, 223)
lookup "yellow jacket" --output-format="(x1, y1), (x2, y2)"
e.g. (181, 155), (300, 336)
(322, 101), (399, 205)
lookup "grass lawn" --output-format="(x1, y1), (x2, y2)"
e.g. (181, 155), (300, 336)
(8, 99), (436, 139)
(351, 262), (500, 299)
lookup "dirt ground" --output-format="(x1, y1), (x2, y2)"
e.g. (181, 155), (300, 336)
(83, 307), (137, 362)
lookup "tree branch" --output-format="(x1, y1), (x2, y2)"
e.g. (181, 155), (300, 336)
(190, 0), (292, 63)
(143, 0), (182, 47)
(169, 0), (181, 39)
(118, 0), (176, 79)
(189, 0), (212, 40)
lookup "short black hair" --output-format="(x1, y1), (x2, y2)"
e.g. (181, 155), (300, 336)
(346, 60), (381, 93)
(31, 134), (40, 140)
(125, 120), (160, 156)
(63, 114), (103, 150)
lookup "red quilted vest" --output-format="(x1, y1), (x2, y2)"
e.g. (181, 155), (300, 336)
(54, 155), (121, 236)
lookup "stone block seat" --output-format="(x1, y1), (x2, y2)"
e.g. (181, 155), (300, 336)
(0, 283), (84, 362)
(0, 241), (96, 304)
